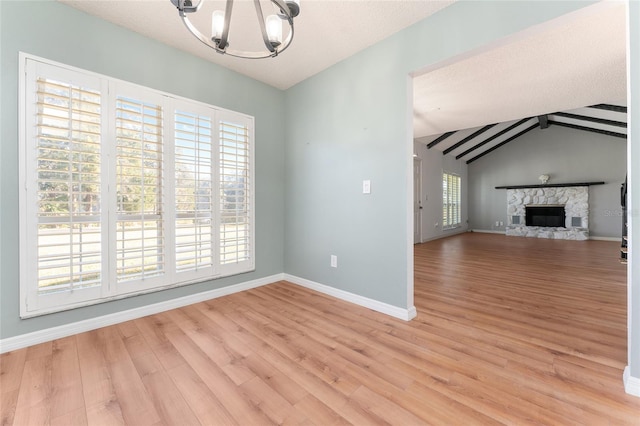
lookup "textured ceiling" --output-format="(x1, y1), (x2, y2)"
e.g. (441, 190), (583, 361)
(57, 0), (454, 90)
(412, 1), (627, 138)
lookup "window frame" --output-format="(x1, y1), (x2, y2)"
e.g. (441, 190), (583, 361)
(442, 172), (461, 230)
(19, 53), (255, 317)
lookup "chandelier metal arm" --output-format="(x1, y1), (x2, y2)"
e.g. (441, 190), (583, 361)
(253, 0), (276, 53)
(218, 0), (234, 51)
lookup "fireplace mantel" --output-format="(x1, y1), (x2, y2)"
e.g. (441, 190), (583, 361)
(495, 181), (605, 190)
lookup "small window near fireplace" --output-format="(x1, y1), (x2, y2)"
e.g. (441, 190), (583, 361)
(571, 217), (582, 227)
(512, 216), (520, 225)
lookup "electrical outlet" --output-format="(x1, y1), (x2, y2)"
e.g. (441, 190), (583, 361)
(330, 255), (337, 268)
(499, 221), (504, 226)
(495, 221), (499, 227)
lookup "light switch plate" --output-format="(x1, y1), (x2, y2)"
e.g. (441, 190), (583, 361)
(363, 180), (371, 194)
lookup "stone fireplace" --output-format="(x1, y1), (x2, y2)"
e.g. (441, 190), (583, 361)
(506, 186), (589, 240)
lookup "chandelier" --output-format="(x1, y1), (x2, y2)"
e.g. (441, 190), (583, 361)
(170, 0), (301, 59)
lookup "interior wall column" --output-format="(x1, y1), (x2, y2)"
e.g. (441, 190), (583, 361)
(624, 0), (640, 397)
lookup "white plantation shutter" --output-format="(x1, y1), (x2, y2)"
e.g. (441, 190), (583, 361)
(442, 173), (461, 229)
(115, 95), (165, 285)
(453, 176), (461, 225)
(442, 174), (448, 228)
(174, 105), (215, 276)
(36, 77), (103, 293)
(218, 113), (253, 271)
(20, 54), (254, 317)
(22, 60), (108, 313)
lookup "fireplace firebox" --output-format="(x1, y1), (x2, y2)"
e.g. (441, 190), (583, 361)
(525, 205), (565, 227)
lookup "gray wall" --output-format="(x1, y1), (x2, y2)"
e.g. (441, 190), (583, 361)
(468, 125), (626, 237)
(0, 1), (286, 339)
(414, 142), (469, 242)
(283, 1), (594, 309)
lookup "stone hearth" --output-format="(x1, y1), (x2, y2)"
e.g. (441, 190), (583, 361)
(506, 186), (589, 240)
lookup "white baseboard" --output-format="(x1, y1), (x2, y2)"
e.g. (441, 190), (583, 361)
(1, 272), (417, 353)
(589, 236), (620, 241)
(0, 273), (284, 354)
(419, 228), (469, 243)
(284, 273), (417, 321)
(471, 229), (505, 234)
(624, 366), (640, 397)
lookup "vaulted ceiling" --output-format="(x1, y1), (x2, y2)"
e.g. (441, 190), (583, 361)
(57, 0), (455, 90)
(415, 103), (627, 164)
(412, 1), (627, 162)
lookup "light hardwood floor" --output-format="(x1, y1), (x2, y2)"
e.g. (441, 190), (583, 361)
(2, 233), (640, 425)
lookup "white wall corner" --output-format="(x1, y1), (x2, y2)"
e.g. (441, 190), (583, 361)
(624, 366), (640, 398)
(0, 273), (284, 354)
(407, 305), (418, 320)
(284, 273), (417, 321)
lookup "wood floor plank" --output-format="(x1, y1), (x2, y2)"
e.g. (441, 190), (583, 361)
(165, 362), (237, 425)
(349, 385), (426, 425)
(50, 337), (85, 420)
(76, 330), (126, 425)
(0, 348), (27, 426)
(100, 326), (162, 426)
(239, 375), (308, 424)
(3, 233), (640, 425)
(293, 394), (351, 426)
(50, 407), (87, 426)
(140, 370), (200, 426)
(161, 321), (273, 425)
(12, 355), (52, 425)
(133, 314), (187, 372)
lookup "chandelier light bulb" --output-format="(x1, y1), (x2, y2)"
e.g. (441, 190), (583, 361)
(266, 15), (283, 47)
(211, 10), (225, 42)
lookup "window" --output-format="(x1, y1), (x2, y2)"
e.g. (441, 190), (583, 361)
(442, 172), (461, 229)
(19, 54), (254, 316)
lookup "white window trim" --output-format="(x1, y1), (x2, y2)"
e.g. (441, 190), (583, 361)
(19, 52), (255, 318)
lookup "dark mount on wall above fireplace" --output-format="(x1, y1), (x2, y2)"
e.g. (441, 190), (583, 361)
(495, 181), (605, 190)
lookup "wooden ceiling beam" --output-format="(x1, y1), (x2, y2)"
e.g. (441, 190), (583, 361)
(553, 111), (627, 128)
(443, 124), (497, 155)
(466, 123), (538, 164)
(455, 118), (532, 160)
(588, 104), (627, 113)
(549, 120), (627, 139)
(426, 131), (455, 149)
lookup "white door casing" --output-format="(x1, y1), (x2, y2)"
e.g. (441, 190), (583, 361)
(414, 158), (422, 244)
